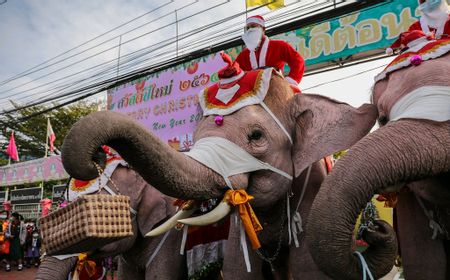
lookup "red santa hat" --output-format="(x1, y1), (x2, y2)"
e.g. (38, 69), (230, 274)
(386, 30), (434, 55)
(376, 38), (450, 82)
(246, 15), (265, 28)
(199, 52), (278, 116)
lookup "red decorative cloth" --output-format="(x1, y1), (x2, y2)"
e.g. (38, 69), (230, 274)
(235, 37), (305, 84)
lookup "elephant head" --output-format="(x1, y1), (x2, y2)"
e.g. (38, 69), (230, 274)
(61, 66), (377, 270)
(306, 42), (450, 279)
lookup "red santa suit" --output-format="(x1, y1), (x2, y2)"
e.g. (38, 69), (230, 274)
(235, 35), (305, 91)
(408, 0), (450, 39)
(408, 14), (450, 39)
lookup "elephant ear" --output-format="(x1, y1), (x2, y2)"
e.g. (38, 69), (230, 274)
(291, 93), (377, 177)
(136, 181), (175, 235)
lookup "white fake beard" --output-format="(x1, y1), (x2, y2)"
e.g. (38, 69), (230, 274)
(242, 28), (263, 51)
(421, 0), (449, 28)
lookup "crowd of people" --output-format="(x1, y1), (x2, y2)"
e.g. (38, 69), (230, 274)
(0, 211), (41, 272)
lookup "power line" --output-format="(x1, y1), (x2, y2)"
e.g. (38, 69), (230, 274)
(0, 1), (242, 108)
(0, 0), (175, 87)
(2, 0), (366, 117)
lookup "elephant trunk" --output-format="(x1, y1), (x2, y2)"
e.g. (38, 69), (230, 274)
(36, 256), (78, 280)
(306, 119), (450, 279)
(62, 111), (225, 200)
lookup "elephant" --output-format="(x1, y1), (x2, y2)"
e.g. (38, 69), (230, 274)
(306, 43), (450, 279)
(36, 165), (187, 280)
(60, 66), (380, 279)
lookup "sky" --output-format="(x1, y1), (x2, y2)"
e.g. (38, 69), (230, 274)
(0, 0), (392, 112)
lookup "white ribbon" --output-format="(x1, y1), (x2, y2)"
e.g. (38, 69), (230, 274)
(180, 225), (189, 255)
(260, 102), (293, 144)
(146, 230), (171, 268)
(389, 86), (450, 122)
(354, 251), (375, 280)
(288, 165), (311, 248)
(239, 217), (252, 272)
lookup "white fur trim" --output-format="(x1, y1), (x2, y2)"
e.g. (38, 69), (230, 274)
(246, 17), (265, 27)
(250, 50), (258, 69)
(258, 36), (269, 68)
(386, 47), (394, 55)
(407, 39), (436, 52)
(407, 37), (430, 48)
(216, 84), (241, 105)
(375, 41), (450, 82)
(219, 71), (245, 85)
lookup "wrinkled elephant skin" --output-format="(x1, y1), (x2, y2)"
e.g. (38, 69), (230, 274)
(61, 74), (377, 279)
(307, 52), (450, 279)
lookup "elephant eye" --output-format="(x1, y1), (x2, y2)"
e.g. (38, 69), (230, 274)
(248, 130), (263, 141)
(378, 116), (388, 126)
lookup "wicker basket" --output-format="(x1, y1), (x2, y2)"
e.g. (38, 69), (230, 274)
(40, 194), (133, 255)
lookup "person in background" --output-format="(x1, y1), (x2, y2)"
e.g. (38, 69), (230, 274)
(4, 212), (26, 271)
(235, 15), (305, 93)
(24, 222), (40, 268)
(0, 210), (11, 271)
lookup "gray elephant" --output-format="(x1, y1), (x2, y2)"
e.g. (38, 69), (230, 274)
(60, 64), (379, 279)
(306, 39), (450, 279)
(36, 165), (187, 280)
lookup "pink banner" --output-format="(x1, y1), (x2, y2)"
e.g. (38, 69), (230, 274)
(107, 52), (227, 151)
(0, 156), (68, 187)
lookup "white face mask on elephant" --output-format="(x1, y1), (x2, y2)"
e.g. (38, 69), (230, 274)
(185, 136), (293, 189)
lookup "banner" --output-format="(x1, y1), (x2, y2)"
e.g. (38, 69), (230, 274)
(107, 52), (228, 150)
(107, 0), (420, 143)
(52, 184), (66, 203)
(273, 0), (420, 66)
(0, 155), (68, 187)
(10, 187), (43, 205)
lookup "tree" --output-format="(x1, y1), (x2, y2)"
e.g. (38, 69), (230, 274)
(0, 100), (102, 162)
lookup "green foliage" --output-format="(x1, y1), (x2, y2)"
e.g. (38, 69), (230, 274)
(0, 100), (101, 162)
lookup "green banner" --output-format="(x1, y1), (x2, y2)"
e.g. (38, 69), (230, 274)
(272, 0), (420, 66)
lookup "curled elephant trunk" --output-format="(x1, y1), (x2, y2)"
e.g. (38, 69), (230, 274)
(62, 111), (226, 200)
(306, 119), (450, 279)
(36, 256), (78, 280)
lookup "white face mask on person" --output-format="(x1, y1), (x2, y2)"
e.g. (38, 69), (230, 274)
(242, 27), (263, 51)
(419, 0), (449, 27)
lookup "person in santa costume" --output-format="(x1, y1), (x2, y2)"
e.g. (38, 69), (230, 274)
(235, 15), (305, 93)
(386, 29), (436, 55)
(408, 0), (450, 39)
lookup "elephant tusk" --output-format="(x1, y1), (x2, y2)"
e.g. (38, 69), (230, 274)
(177, 200), (231, 226)
(145, 202), (196, 237)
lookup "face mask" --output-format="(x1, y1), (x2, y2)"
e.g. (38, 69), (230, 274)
(184, 137), (292, 189)
(242, 27), (263, 51)
(419, 0), (443, 13)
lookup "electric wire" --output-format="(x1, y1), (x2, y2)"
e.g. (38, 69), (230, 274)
(0, 0), (175, 87)
(1, 0), (358, 116)
(0, 0), (322, 106)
